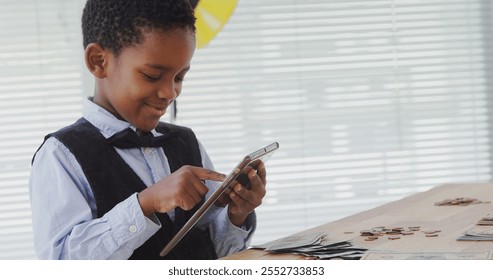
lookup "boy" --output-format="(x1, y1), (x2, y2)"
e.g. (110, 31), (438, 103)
(29, 0), (266, 259)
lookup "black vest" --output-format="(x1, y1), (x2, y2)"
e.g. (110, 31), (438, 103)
(35, 118), (217, 259)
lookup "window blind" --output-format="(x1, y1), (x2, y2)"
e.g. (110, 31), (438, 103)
(0, 0), (85, 259)
(176, 0), (491, 245)
(0, 0), (490, 259)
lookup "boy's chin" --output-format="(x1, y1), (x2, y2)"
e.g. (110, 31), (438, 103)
(134, 121), (160, 132)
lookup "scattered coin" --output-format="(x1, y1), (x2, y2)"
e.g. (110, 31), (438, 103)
(423, 230), (441, 234)
(360, 225), (429, 241)
(360, 225), (443, 240)
(435, 197), (489, 206)
(365, 236), (378, 241)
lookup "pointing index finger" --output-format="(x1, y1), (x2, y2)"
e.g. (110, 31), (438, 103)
(191, 166), (226, 182)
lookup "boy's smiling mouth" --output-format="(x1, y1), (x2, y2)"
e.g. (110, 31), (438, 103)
(146, 103), (168, 116)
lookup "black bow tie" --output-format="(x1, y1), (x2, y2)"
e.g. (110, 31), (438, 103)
(106, 128), (177, 149)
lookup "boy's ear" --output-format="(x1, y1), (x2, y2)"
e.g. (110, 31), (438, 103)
(84, 43), (109, 79)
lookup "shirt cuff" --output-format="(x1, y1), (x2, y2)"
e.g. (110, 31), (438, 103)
(104, 193), (161, 251)
(212, 207), (256, 257)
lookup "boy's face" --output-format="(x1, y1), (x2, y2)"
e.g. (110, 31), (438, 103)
(93, 28), (196, 131)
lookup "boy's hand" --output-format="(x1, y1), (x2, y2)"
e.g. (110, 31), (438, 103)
(227, 161), (267, 227)
(137, 165), (225, 217)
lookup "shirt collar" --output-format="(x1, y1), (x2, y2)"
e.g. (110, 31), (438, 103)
(82, 97), (135, 139)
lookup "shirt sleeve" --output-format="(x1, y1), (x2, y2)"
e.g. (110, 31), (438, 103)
(197, 140), (256, 258)
(210, 207), (256, 258)
(29, 137), (160, 260)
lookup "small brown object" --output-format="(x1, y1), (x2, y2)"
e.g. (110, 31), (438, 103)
(365, 237), (378, 241)
(435, 197), (487, 206)
(360, 230), (374, 236)
(423, 230), (441, 234)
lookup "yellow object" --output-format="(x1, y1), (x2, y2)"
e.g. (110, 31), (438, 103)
(194, 0), (238, 48)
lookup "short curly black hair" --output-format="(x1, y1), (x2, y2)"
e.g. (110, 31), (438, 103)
(82, 0), (196, 55)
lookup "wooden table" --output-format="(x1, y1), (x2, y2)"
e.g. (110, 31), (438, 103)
(223, 183), (493, 260)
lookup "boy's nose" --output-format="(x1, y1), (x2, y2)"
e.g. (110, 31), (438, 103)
(157, 82), (177, 101)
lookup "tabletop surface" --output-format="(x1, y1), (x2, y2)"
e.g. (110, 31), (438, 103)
(222, 183), (493, 260)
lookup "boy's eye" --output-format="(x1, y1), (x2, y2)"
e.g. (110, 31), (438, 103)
(142, 72), (160, 81)
(175, 76), (185, 83)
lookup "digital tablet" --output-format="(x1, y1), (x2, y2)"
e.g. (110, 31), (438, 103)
(159, 142), (279, 257)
